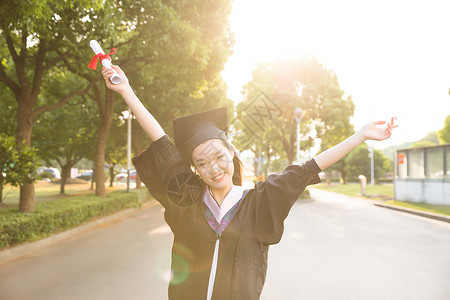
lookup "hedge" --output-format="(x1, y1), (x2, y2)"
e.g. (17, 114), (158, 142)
(0, 190), (148, 250)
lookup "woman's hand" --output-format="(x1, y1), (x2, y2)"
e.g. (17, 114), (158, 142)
(102, 65), (130, 94)
(360, 117), (398, 141)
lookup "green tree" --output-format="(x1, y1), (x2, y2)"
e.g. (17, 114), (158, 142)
(410, 141), (436, 148)
(236, 58), (355, 167)
(57, 0), (234, 196)
(0, 0), (102, 212)
(344, 143), (391, 182)
(420, 132), (440, 144)
(33, 95), (97, 194)
(0, 134), (39, 204)
(0, 85), (16, 136)
(439, 115), (450, 143)
(105, 113), (127, 187)
(410, 131), (441, 148)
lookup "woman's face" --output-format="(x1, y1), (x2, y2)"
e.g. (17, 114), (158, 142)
(192, 139), (234, 192)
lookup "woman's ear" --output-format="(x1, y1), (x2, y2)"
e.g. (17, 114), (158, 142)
(191, 165), (199, 176)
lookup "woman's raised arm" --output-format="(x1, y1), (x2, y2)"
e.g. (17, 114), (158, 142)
(313, 119), (397, 171)
(102, 65), (165, 142)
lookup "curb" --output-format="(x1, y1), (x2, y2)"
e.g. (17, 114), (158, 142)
(373, 202), (450, 224)
(309, 188), (450, 224)
(0, 200), (157, 265)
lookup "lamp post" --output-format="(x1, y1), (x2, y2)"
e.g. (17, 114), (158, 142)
(127, 107), (132, 192)
(122, 108), (132, 193)
(294, 107), (303, 165)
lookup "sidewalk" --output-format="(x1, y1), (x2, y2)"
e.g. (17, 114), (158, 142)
(309, 188), (450, 224)
(373, 201), (450, 223)
(0, 200), (157, 265)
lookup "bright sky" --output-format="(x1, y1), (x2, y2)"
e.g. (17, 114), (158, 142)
(221, 0), (450, 148)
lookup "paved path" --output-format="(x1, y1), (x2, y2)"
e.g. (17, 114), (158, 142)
(260, 189), (450, 300)
(1, 189), (450, 299)
(0, 202), (173, 300)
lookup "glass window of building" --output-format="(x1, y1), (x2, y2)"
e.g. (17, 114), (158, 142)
(397, 151), (407, 178)
(425, 147), (444, 178)
(446, 146), (450, 178)
(408, 149), (424, 178)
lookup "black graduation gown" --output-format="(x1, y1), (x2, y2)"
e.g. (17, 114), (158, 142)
(132, 135), (321, 300)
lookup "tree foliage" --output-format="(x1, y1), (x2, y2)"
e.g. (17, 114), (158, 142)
(0, 85), (16, 136)
(0, 0), (234, 208)
(0, 0), (104, 212)
(0, 134), (39, 203)
(33, 94), (97, 194)
(439, 115), (450, 143)
(105, 113), (128, 187)
(235, 57), (355, 167)
(343, 143), (391, 182)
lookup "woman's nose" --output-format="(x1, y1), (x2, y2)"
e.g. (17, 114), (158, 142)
(209, 161), (220, 172)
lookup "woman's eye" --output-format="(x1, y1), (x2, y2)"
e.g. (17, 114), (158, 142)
(198, 163), (206, 168)
(217, 155), (224, 160)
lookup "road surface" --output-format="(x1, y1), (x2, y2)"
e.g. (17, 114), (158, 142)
(1, 188), (449, 300)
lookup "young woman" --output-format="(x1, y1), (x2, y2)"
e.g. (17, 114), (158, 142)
(102, 65), (396, 300)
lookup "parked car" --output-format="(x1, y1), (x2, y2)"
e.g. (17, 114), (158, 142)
(76, 170), (93, 181)
(37, 167), (61, 179)
(115, 170), (136, 182)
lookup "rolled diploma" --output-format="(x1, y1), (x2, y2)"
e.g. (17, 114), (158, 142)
(89, 40), (122, 85)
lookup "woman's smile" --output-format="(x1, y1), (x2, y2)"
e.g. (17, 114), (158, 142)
(211, 172), (226, 181)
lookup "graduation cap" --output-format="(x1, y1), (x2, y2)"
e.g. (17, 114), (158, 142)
(173, 107), (228, 161)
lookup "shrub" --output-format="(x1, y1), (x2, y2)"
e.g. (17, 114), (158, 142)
(0, 190), (144, 250)
(377, 178), (393, 184)
(300, 188), (311, 199)
(38, 171), (54, 180)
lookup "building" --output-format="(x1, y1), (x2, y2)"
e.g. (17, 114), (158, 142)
(395, 144), (450, 205)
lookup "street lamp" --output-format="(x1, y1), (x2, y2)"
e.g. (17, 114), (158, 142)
(294, 107), (303, 165)
(122, 108), (132, 193)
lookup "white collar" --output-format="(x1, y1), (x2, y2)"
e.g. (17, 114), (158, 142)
(203, 185), (245, 223)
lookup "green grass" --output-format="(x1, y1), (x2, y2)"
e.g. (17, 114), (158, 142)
(314, 183), (394, 200)
(383, 200), (450, 217)
(0, 189), (147, 250)
(1, 181), (125, 207)
(313, 183), (450, 217)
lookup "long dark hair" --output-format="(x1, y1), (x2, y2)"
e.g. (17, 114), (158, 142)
(221, 140), (243, 186)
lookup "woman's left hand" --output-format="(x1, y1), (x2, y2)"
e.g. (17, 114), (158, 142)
(360, 117), (398, 141)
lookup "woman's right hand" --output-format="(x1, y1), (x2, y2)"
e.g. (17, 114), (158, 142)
(102, 65), (130, 94)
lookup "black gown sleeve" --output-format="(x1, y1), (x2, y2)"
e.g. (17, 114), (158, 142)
(253, 159), (321, 245)
(132, 135), (203, 210)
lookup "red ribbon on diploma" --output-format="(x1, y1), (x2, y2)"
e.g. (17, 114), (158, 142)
(88, 48), (116, 70)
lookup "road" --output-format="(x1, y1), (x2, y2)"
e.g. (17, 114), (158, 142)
(1, 188), (449, 300)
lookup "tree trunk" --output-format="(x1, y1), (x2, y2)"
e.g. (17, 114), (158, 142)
(19, 184), (35, 212)
(341, 170), (347, 184)
(0, 177), (4, 204)
(95, 122), (108, 197)
(109, 163), (115, 187)
(90, 168), (95, 190)
(280, 127), (295, 165)
(60, 163), (72, 194)
(17, 100), (35, 213)
(94, 90), (114, 197)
